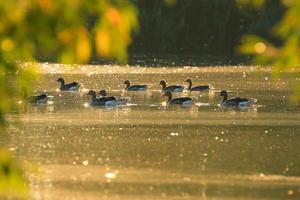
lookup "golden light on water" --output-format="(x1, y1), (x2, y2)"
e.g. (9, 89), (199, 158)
(81, 88), (89, 93)
(254, 42), (266, 54)
(82, 160), (89, 166)
(104, 171), (118, 180)
(83, 103), (89, 107)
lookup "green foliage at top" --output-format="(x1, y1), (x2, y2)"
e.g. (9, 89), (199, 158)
(0, 0), (138, 64)
(239, 0), (300, 102)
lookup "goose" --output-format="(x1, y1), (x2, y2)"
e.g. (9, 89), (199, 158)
(27, 94), (49, 104)
(22, 88), (49, 104)
(99, 89), (129, 106)
(99, 90), (116, 100)
(159, 80), (184, 92)
(123, 80), (147, 91)
(56, 78), (80, 91)
(219, 90), (257, 108)
(162, 91), (192, 106)
(86, 90), (117, 106)
(185, 79), (209, 91)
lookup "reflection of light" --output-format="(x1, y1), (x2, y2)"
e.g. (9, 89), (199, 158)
(161, 102), (167, 106)
(55, 88), (60, 92)
(82, 160), (89, 166)
(47, 101), (54, 105)
(105, 171), (118, 179)
(18, 100), (23, 104)
(81, 88), (89, 92)
(83, 103), (89, 107)
(254, 42), (266, 54)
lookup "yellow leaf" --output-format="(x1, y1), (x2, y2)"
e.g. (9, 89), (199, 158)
(96, 29), (110, 57)
(76, 28), (90, 63)
(58, 29), (73, 45)
(106, 7), (122, 28)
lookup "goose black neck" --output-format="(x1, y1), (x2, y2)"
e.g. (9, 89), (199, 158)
(60, 80), (65, 86)
(187, 81), (192, 90)
(222, 94), (227, 102)
(124, 82), (130, 89)
(161, 82), (166, 90)
(167, 93), (172, 102)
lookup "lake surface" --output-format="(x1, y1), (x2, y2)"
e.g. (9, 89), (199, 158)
(4, 64), (300, 200)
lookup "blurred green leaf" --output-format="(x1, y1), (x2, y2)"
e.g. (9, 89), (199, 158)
(0, 148), (28, 199)
(238, 0), (300, 102)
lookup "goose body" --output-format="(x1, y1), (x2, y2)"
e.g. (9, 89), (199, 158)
(123, 80), (147, 91)
(186, 79), (209, 91)
(219, 90), (256, 108)
(163, 91), (192, 106)
(57, 78), (80, 91)
(27, 94), (49, 104)
(99, 90), (129, 106)
(159, 80), (184, 93)
(87, 90), (117, 106)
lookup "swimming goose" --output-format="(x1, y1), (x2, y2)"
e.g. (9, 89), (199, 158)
(86, 90), (117, 106)
(99, 90), (116, 100)
(185, 79), (209, 91)
(162, 91), (192, 106)
(99, 89), (129, 106)
(22, 88), (49, 104)
(56, 78), (80, 91)
(219, 90), (257, 108)
(159, 80), (184, 92)
(123, 80), (147, 91)
(27, 94), (49, 104)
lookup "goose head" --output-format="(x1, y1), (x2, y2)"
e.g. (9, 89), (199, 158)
(185, 79), (192, 84)
(86, 90), (97, 98)
(99, 90), (107, 97)
(219, 90), (228, 97)
(159, 80), (167, 85)
(219, 90), (228, 101)
(56, 77), (65, 84)
(123, 80), (130, 87)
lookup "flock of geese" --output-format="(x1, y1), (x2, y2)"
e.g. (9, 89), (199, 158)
(26, 77), (257, 108)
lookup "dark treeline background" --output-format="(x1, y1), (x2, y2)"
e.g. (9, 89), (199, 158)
(127, 0), (283, 64)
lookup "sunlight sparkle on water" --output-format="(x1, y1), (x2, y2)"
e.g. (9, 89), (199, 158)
(83, 103), (89, 107)
(105, 171), (118, 180)
(170, 132), (179, 136)
(82, 160), (89, 166)
(161, 102), (167, 106)
(81, 88), (89, 93)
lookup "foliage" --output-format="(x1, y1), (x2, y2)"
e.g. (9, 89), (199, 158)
(0, 149), (28, 199)
(0, 0), (138, 198)
(239, 0), (300, 102)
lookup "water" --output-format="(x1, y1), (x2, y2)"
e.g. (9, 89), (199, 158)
(4, 65), (300, 199)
